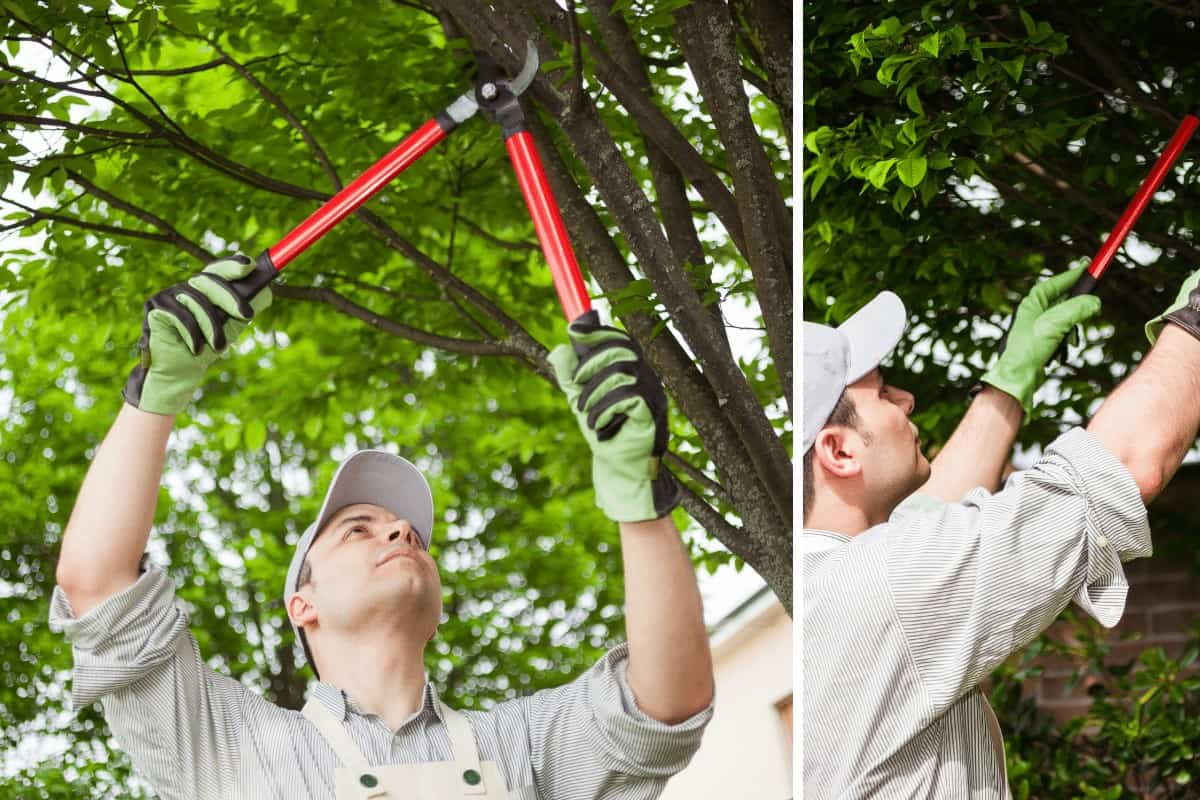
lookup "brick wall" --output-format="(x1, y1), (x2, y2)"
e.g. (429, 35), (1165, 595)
(1022, 465), (1200, 725)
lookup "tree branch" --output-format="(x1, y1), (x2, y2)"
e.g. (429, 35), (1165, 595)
(675, 0), (793, 413)
(583, 0), (733, 357)
(1006, 151), (1200, 257)
(63, 169), (216, 261)
(730, 0), (792, 145)
(664, 450), (733, 506)
(456, 215), (539, 252)
(0, 205), (175, 245)
(0, 113), (159, 141)
(106, 15), (191, 139)
(271, 283), (524, 358)
(467, 0), (750, 259)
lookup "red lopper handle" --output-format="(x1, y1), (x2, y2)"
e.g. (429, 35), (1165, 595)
(1080, 112), (1199, 287)
(504, 131), (592, 322)
(266, 118), (450, 271)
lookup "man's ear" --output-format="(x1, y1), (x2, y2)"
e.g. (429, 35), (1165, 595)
(812, 426), (864, 480)
(287, 591), (317, 628)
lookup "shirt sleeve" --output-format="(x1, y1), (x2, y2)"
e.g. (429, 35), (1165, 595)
(524, 643), (713, 796)
(48, 566), (248, 800)
(882, 427), (1151, 713)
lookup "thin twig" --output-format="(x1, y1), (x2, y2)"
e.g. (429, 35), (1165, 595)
(106, 15), (190, 139)
(64, 169), (216, 261)
(664, 451), (733, 505)
(127, 56), (273, 76)
(457, 215), (539, 252)
(272, 283), (521, 357)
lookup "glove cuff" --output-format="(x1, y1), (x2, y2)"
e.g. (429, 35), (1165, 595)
(1148, 281), (1200, 344)
(594, 459), (681, 522)
(978, 365), (1033, 416)
(1162, 307), (1200, 343)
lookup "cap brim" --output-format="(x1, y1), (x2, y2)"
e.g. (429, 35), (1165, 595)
(838, 290), (907, 384)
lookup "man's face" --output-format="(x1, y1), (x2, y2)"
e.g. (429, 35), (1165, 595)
(294, 503), (443, 645)
(842, 369), (931, 510)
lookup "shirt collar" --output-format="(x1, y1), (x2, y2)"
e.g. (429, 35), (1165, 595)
(802, 529), (852, 554)
(310, 679), (446, 727)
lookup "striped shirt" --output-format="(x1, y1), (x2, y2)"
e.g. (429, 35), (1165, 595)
(49, 567), (712, 800)
(803, 427), (1151, 798)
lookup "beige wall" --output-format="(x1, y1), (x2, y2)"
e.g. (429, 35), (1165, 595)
(661, 591), (793, 800)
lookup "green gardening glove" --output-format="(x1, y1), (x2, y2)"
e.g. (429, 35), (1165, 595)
(548, 313), (681, 523)
(123, 255), (275, 415)
(1145, 269), (1200, 344)
(980, 264), (1103, 415)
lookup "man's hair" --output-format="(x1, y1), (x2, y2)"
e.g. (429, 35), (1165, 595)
(802, 392), (860, 523)
(297, 556), (313, 588)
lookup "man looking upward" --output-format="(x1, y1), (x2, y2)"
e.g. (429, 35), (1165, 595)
(804, 264), (1200, 797)
(51, 255), (714, 799)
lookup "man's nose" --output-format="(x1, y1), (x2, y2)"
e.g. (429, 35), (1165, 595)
(386, 520), (419, 546)
(892, 387), (915, 415)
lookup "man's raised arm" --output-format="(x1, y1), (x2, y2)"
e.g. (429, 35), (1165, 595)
(919, 265), (1101, 502)
(549, 316), (714, 724)
(56, 406), (175, 617)
(1087, 272), (1200, 503)
(55, 256), (273, 617)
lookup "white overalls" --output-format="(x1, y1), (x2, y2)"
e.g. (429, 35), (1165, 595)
(303, 698), (512, 800)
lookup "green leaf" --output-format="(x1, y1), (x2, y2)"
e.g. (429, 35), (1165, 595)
(876, 54), (913, 87)
(968, 115), (993, 136)
(897, 156), (927, 188)
(137, 8), (158, 41)
(815, 219), (834, 244)
(919, 32), (940, 58)
(1002, 56), (1025, 83)
(809, 163), (833, 199)
(866, 158), (897, 189)
(804, 126), (833, 155)
(871, 16), (904, 38)
(163, 7), (201, 36)
(904, 86), (924, 116)
(849, 31), (871, 59)
(1020, 9), (1037, 37)
(244, 419), (267, 451)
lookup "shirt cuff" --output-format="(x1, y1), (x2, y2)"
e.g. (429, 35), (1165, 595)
(586, 643), (713, 777)
(1032, 427), (1150, 627)
(48, 566), (191, 709)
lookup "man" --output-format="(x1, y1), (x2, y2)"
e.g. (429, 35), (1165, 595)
(803, 263), (1200, 797)
(50, 255), (714, 799)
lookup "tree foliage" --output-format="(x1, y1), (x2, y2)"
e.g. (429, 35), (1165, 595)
(0, 0), (791, 793)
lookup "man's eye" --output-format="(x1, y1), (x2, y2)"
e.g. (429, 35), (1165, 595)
(342, 526), (368, 540)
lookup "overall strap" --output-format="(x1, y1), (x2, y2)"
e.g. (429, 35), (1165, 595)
(302, 700), (374, 770)
(437, 700), (488, 797)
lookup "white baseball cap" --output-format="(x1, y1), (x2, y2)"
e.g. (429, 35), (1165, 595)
(803, 291), (908, 454)
(283, 449), (435, 676)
